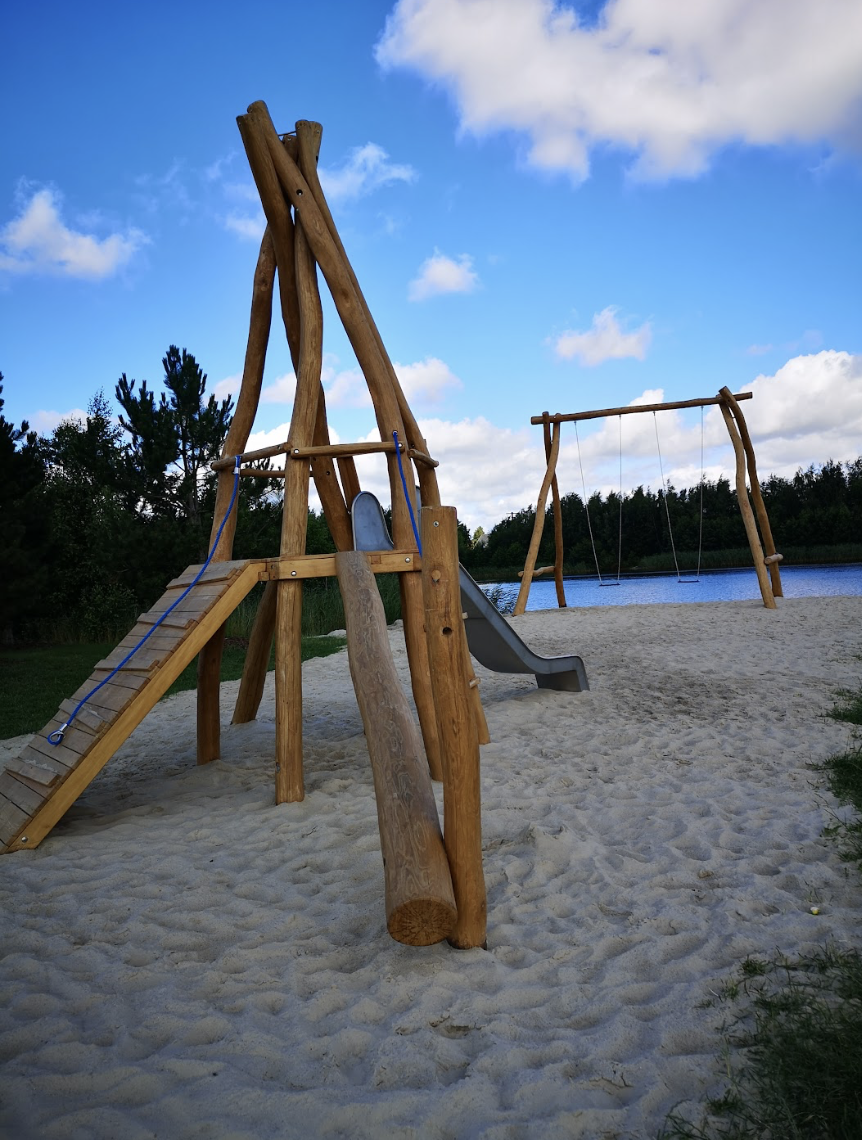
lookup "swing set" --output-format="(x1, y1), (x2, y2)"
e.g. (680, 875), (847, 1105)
(515, 389), (783, 614)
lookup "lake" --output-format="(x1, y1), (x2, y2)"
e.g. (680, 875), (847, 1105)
(481, 564), (862, 611)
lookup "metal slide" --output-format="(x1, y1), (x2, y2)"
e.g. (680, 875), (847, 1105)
(351, 492), (588, 693)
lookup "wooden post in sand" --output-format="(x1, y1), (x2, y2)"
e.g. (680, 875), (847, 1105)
(514, 419), (561, 616)
(421, 506), (487, 949)
(718, 396), (777, 609)
(196, 230), (276, 763)
(719, 387), (783, 599)
(336, 551), (457, 946)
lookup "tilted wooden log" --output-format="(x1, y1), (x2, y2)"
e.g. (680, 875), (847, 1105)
(514, 421), (562, 616)
(336, 550), (457, 946)
(197, 229), (277, 764)
(719, 399), (776, 609)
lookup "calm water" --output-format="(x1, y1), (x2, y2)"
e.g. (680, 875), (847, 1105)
(482, 564), (862, 611)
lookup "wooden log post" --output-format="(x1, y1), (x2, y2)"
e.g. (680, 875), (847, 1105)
(335, 550), (457, 946)
(273, 215), (326, 803)
(544, 416), (566, 609)
(294, 120), (440, 512)
(514, 419), (562, 616)
(197, 229), (276, 762)
(719, 386), (783, 598)
(719, 399), (777, 609)
(421, 506), (487, 949)
(232, 578), (277, 724)
(248, 106), (443, 783)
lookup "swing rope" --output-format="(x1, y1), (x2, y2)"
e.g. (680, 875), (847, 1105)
(393, 430), (422, 553)
(693, 406), (705, 581)
(47, 456), (243, 745)
(574, 422), (606, 585)
(615, 414), (623, 583)
(652, 411), (684, 582)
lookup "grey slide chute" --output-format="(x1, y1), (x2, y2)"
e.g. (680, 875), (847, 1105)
(351, 491), (588, 693)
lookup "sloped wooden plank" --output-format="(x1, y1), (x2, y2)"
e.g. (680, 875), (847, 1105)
(138, 598), (214, 623)
(121, 625), (186, 648)
(6, 756), (64, 787)
(0, 771), (45, 816)
(4, 562), (262, 853)
(8, 771), (58, 796)
(162, 582), (228, 601)
(58, 700), (112, 733)
(87, 670), (150, 694)
(24, 733), (86, 769)
(136, 611), (196, 631)
(168, 558), (256, 588)
(0, 798), (30, 847)
(15, 741), (76, 773)
(94, 647), (166, 673)
(42, 716), (100, 749)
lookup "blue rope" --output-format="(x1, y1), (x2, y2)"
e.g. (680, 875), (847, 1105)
(48, 456), (243, 745)
(393, 430), (422, 554)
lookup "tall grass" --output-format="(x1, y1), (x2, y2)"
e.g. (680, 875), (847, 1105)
(659, 674), (862, 1139)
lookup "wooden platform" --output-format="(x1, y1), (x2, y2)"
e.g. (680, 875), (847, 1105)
(0, 559), (265, 853)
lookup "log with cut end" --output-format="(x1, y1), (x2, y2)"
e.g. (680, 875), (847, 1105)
(335, 550), (457, 946)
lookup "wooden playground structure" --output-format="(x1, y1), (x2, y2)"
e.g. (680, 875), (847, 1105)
(516, 390), (783, 614)
(0, 104), (491, 949)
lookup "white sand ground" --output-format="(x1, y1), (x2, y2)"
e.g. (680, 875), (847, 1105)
(1, 596), (861, 1140)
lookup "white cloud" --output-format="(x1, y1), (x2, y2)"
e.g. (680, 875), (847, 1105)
(325, 366), (373, 409)
(213, 373), (243, 401)
(740, 350), (862, 474)
(553, 306), (651, 365)
(408, 250), (479, 300)
(376, 0), (862, 182)
(261, 373), (298, 404)
(222, 211), (266, 240)
(345, 416), (542, 532)
(320, 143), (416, 203)
(395, 356), (462, 402)
(0, 187), (148, 278)
(30, 407), (88, 434)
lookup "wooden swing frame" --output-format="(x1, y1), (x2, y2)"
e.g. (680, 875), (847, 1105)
(515, 390), (783, 614)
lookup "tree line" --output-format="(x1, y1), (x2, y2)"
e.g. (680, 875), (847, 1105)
(0, 350), (332, 644)
(460, 456), (862, 576)
(2, 349), (860, 643)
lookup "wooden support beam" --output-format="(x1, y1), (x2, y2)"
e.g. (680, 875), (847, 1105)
(197, 233), (276, 765)
(420, 506), (487, 949)
(532, 392), (752, 424)
(335, 550), (457, 946)
(718, 399), (776, 609)
(514, 421), (562, 616)
(718, 386), (783, 598)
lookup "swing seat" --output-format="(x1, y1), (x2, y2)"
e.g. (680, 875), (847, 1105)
(351, 492), (589, 694)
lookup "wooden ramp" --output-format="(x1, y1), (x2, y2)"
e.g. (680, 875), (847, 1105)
(0, 559), (265, 853)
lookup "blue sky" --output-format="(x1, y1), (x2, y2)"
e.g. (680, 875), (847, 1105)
(2, 0), (861, 531)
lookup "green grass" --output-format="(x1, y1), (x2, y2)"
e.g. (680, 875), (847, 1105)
(659, 675), (862, 1139)
(659, 948), (862, 1140)
(0, 635), (346, 739)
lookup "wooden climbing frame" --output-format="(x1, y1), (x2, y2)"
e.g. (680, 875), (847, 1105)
(515, 389), (783, 613)
(2, 104), (488, 951)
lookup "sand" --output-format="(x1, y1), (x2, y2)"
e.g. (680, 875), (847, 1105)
(1, 596), (861, 1140)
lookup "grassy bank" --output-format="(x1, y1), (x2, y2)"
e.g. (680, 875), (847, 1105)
(659, 672), (862, 1139)
(0, 575), (407, 738)
(0, 635), (346, 740)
